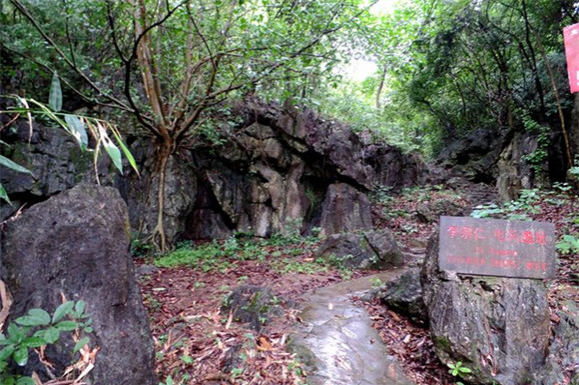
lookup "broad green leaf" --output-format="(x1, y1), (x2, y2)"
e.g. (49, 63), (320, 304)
(0, 154), (32, 174)
(54, 320), (78, 331)
(42, 327), (60, 344)
(75, 300), (86, 315)
(73, 337), (90, 353)
(65, 115), (89, 148)
(0, 184), (11, 205)
(13, 345), (29, 366)
(49, 72), (62, 112)
(15, 309), (51, 327)
(7, 323), (26, 343)
(21, 337), (47, 348)
(16, 377), (36, 385)
(52, 301), (75, 323)
(0, 345), (15, 361)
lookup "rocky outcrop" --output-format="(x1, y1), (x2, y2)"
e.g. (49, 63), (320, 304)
(0, 184), (157, 385)
(0, 120), (108, 222)
(421, 232), (551, 385)
(315, 229), (403, 270)
(496, 131), (542, 202)
(318, 183), (373, 236)
(2, 98), (425, 245)
(437, 127), (511, 184)
(119, 99), (425, 243)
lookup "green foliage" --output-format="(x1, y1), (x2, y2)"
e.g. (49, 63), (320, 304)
(556, 235), (579, 255)
(154, 241), (232, 272)
(447, 361), (472, 384)
(0, 301), (93, 385)
(471, 188), (542, 220)
(0, 74), (138, 204)
(521, 112), (550, 178)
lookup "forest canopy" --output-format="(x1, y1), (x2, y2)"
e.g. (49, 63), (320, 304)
(1, 0), (577, 154)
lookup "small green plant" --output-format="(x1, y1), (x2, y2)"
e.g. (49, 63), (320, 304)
(556, 234), (579, 255)
(154, 241), (232, 272)
(447, 361), (472, 384)
(370, 277), (384, 288)
(0, 300), (93, 385)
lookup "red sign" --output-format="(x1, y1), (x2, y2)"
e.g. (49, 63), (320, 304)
(439, 216), (556, 279)
(564, 23), (579, 93)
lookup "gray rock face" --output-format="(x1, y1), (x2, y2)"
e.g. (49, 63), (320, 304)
(415, 197), (468, 224)
(437, 127), (510, 184)
(0, 121), (106, 222)
(120, 99), (425, 244)
(319, 183), (373, 236)
(379, 269), (427, 324)
(421, 232), (551, 385)
(0, 184), (157, 385)
(496, 131), (545, 202)
(536, 312), (579, 385)
(316, 229), (403, 270)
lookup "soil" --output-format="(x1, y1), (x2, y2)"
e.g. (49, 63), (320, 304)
(138, 182), (579, 385)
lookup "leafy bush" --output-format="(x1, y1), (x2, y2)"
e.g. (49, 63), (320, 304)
(0, 300), (93, 385)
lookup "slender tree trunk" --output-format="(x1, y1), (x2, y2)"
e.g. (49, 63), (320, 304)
(151, 139), (173, 252)
(375, 64), (387, 109)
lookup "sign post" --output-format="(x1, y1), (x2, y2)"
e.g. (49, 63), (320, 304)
(564, 23), (579, 93)
(439, 216), (556, 279)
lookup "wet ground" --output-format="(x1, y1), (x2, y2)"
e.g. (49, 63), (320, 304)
(291, 270), (416, 385)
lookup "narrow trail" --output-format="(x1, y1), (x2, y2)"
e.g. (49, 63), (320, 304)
(291, 270), (417, 385)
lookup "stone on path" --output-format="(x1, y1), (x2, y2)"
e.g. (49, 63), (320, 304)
(291, 271), (416, 385)
(315, 229), (403, 270)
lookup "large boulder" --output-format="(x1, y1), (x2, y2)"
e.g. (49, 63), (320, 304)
(318, 183), (373, 236)
(0, 184), (157, 385)
(379, 269), (428, 324)
(421, 232), (551, 385)
(316, 229), (403, 270)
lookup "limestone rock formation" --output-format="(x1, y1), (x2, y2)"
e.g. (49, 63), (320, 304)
(0, 184), (157, 385)
(315, 229), (403, 270)
(379, 269), (427, 325)
(421, 232), (551, 385)
(120, 98), (425, 244)
(0, 120), (105, 222)
(318, 183), (373, 236)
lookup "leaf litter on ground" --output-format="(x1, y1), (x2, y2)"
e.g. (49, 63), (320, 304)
(138, 184), (578, 385)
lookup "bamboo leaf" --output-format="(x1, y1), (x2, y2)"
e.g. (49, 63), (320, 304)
(0, 154), (32, 174)
(65, 115), (89, 148)
(0, 184), (11, 205)
(97, 123), (123, 173)
(49, 72), (62, 112)
(109, 124), (139, 175)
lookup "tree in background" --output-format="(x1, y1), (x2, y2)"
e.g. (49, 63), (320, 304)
(2, 0), (377, 250)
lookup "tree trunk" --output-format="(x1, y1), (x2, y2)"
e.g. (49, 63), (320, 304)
(150, 140), (173, 252)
